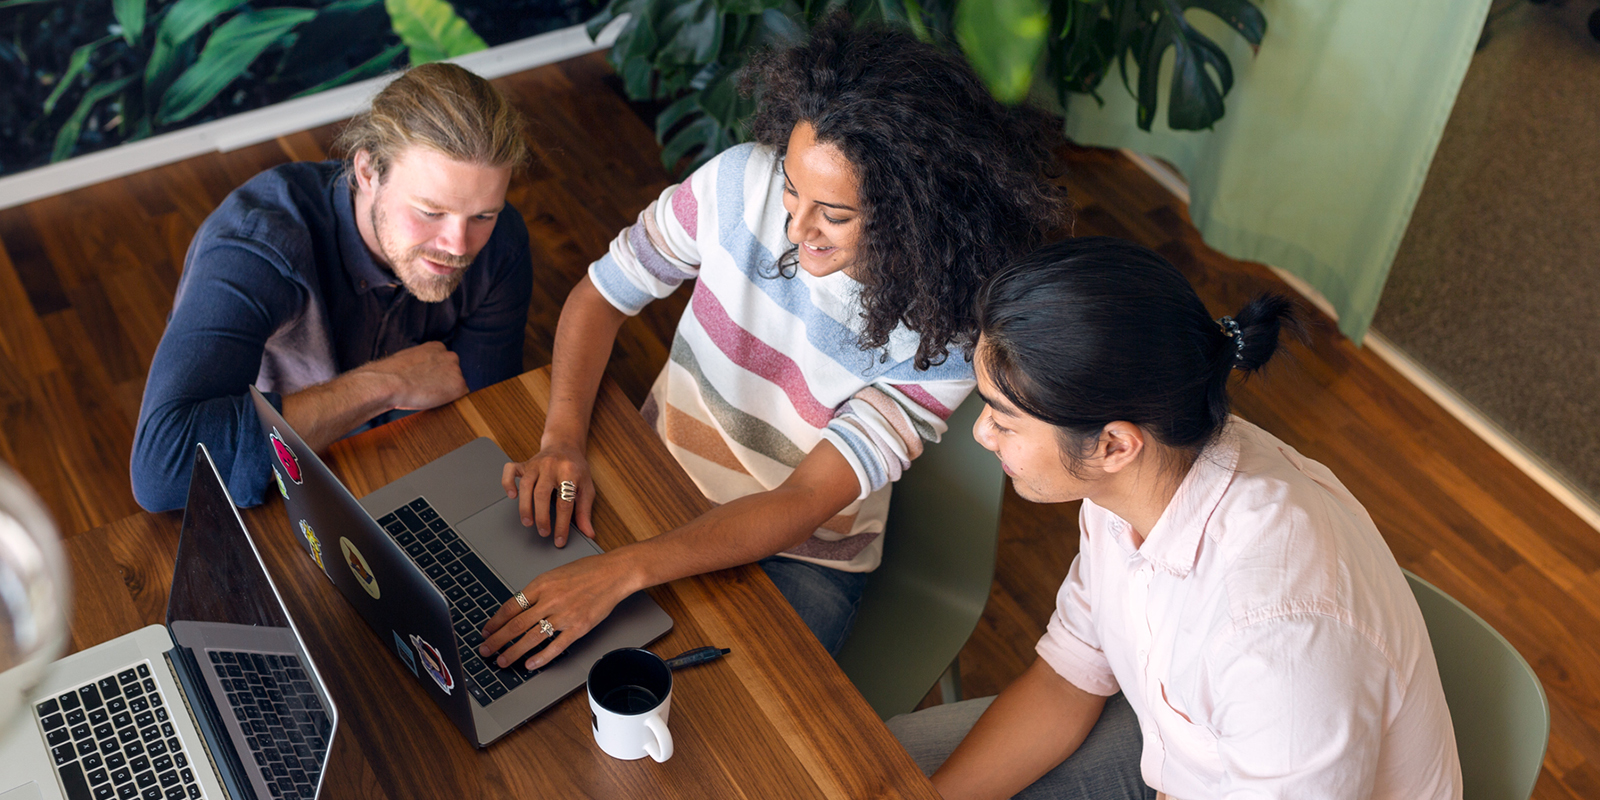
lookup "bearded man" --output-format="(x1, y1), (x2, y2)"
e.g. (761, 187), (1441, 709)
(131, 63), (533, 512)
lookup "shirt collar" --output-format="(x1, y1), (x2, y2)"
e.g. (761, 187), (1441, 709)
(1133, 424), (1242, 577)
(333, 176), (401, 295)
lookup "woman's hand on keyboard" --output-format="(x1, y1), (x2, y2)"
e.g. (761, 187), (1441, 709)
(502, 442), (595, 547)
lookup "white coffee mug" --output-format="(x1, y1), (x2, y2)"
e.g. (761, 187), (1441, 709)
(587, 648), (674, 762)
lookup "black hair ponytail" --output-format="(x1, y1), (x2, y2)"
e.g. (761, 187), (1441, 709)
(1202, 294), (1300, 445)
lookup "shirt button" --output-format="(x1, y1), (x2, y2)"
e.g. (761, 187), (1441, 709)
(360, 280), (368, 288)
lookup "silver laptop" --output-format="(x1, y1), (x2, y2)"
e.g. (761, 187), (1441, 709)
(0, 444), (338, 800)
(247, 386), (671, 748)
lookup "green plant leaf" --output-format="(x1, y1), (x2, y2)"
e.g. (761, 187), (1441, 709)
(619, 56), (655, 98)
(145, 0), (251, 103)
(290, 43), (406, 98)
(902, 0), (930, 41)
(1181, 0), (1264, 47)
(158, 8), (316, 124)
(955, 0), (1048, 104)
(655, 93), (704, 142)
(52, 74), (135, 162)
(715, 0), (786, 12)
(113, 0), (146, 44)
(384, 0), (488, 66)
(656, 0), (722, 66)
(608, 0), (665, 97)
(660, 112), (734, 175)
(1164, 17), (1228, 128)
(280, 0), (387, 75)
(698, 63), (756, 131)
(754, 6), (807, 48)
(43, 34), (114, 115)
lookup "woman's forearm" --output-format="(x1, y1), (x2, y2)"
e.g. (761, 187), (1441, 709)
(542, 275), (629, 450)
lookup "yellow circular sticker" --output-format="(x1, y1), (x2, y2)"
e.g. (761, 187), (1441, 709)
(340, 536), (380, 599)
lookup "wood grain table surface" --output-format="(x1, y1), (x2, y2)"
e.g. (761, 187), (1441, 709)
(62, 366), (939, 799)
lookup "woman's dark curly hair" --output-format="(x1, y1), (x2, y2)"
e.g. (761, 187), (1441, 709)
(742, 12), (1069, 371)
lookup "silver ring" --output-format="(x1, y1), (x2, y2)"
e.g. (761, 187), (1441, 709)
(538, 618), (556, 637)
(513, 591), (530, 611)
(558, 480), (577, 503)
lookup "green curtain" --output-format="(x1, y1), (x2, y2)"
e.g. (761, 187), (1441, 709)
(1062, 0), (1492, 342)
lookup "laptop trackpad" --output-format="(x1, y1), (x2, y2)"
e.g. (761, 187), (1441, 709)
(455, 496), (606, 589)
(0, 784), (45, 800)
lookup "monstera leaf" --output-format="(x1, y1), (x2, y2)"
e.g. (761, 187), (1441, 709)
(385, 0), (488, 66)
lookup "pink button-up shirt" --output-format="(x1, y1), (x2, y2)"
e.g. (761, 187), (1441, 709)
(1037, 419), (1461, 799)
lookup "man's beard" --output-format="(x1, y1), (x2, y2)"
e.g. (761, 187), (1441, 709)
(371, 201), (473, 303)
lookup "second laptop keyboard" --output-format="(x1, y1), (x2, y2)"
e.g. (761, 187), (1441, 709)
(377, 497), (551, 707)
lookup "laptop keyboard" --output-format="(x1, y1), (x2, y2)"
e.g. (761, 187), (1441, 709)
(378, 497), (554, 707)
(34, 661), (204, 800)
(209, 649), (330, 799)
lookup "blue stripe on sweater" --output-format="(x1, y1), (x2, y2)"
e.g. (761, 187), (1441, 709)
(590, 251), (655, 315)
(825, 420), (887, 491)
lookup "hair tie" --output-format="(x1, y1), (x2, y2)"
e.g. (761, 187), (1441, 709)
(1217, 316), (1244, 366)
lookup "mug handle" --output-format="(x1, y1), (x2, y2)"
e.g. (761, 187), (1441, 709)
(643, 715), (673, 762)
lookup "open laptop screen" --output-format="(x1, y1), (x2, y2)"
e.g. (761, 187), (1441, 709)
(165, 445), (335, 800)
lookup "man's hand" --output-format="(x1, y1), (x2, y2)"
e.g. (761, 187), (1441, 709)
(502, 443), (596, 547)
(479, 552), (638, 670)
(353, 341), (469, 410)
(283, 341), (469, 453)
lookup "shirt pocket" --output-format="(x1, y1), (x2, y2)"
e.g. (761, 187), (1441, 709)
(1156, 681), (1219, 761)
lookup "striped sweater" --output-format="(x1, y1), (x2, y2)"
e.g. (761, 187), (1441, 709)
(588, 143), (976, 572)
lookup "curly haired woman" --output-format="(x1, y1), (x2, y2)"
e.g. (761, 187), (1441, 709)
(479, 13), (1068, 666)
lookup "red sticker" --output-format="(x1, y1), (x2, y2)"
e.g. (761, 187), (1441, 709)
(270, 428), (302, 484)
(411, 634), (454, 695)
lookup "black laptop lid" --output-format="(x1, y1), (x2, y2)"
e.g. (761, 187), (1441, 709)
(165, 444), (337, 799)
(245, 386), (477, 743)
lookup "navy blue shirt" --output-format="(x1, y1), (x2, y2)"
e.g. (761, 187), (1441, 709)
(131, 161), (532, 512)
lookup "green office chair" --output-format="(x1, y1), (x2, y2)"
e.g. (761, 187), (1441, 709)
(1404, 569), (1549, 800)
(834, 394), (1005, 720)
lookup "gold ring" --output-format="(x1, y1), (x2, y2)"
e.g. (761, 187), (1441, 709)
(513, 591), (530, 611)
(558, 480), (577, 503)
(538, 618), (556, 637)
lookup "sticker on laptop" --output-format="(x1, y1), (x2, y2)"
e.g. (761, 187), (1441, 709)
(298, 519), (326, 573)
(272, 467), (289, 500)
(411, 634), (454, 695)
(393, 631), (418, 678)
(270, 428), (302, 485)
(339, 536), (380, 599)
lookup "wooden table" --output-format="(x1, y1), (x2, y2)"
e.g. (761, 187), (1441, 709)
(63, 367), (940, 799)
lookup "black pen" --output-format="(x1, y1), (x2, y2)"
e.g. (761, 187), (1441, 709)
(664, 646), (732, 670)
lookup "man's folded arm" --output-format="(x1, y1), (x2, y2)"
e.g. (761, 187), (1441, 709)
(131, 246), (303, 512)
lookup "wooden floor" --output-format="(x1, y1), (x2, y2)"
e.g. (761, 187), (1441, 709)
(2, 52), (1597, 799)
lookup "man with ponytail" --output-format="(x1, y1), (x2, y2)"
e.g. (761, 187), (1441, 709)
(888, 237), (1461, 799)
(132, 63), (533, 513)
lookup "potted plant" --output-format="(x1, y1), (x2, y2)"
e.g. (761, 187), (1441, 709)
(585, 0), (1266, 174)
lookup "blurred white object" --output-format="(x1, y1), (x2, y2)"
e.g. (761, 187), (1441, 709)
(0, 461), (69, 729)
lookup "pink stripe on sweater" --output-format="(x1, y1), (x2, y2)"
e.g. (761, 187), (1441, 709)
(691, 281), (834, 428)
(890, 383), (953, 420)
(671, 183), (698, 239)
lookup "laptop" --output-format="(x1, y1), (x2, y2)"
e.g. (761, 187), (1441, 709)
(0, 444), (338, 800)
(246, 386), (672, 748)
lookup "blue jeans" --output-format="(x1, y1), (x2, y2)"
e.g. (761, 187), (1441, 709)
(758, 556), (868, 656)
(886, 692), (1155, 800)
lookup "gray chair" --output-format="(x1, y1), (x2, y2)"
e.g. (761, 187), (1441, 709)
(1404, 569), (1549, 800)
(834, 394), (1005, 720)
